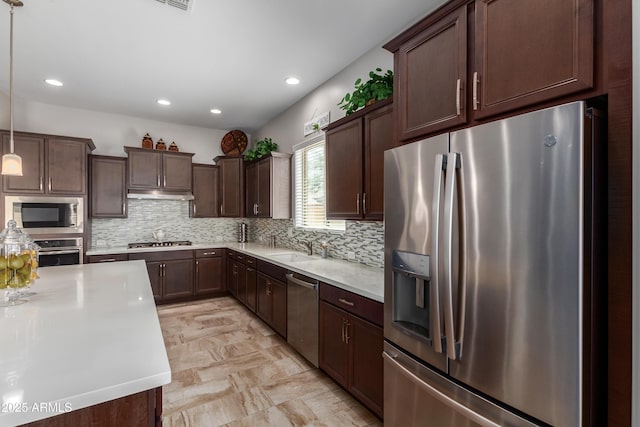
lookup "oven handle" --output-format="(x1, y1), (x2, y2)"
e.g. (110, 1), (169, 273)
(39, 249), (82, 256)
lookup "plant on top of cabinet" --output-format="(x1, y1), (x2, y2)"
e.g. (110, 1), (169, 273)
(244, 137), (277, 161)
(338, 68), (393, 116)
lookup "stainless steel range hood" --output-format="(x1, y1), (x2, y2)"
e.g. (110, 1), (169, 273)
(127, 190), (194, 201)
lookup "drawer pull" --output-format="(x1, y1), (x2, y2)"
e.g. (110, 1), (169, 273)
(202, 251), (217, 256)
(99, 258), (117, 263)
(338, 298), (355, 307)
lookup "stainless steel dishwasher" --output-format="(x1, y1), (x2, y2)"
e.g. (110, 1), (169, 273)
(286, 271), (319, 367)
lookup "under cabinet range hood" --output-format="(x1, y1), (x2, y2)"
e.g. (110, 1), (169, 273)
(126, 190), (194, 201)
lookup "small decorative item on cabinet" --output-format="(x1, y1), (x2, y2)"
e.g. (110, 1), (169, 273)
(141, 133), (153, 149)
(168, 141), (179, 152)
(221, 130), (248, 155)
(155, 138), (167, 150)
(338, 68), (393, 116)
(244, 137), (277, 161)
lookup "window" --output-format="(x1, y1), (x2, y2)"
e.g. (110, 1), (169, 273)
(293, 137), (345, 231)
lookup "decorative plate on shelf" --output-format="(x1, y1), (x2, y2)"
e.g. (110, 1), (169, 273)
(220, 130), (248, 155)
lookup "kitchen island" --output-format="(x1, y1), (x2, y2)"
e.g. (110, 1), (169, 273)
(0, 260), (171, 426)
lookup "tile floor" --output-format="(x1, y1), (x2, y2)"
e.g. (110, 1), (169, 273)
(158, 297), (382, 427)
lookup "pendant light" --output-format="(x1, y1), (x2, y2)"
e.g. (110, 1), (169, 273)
(1, 0), (23, 176)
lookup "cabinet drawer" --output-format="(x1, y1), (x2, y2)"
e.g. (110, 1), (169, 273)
(319, 283), (383, 327)
(226, 249), (238, 261)
(256, 259), (287, 282)
(244, 256), (256, 267)
(87, 253), (128, 263)
(196, 248), (222, 258)
(128, 250), (193, 262)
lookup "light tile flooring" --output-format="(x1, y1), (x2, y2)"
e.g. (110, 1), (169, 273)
(158, 297), (382, 426)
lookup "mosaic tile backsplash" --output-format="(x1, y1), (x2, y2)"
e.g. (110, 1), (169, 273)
(91, 200), (384, 268)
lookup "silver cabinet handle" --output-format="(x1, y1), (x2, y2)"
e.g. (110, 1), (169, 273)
(338, 298), (354, 307)
(163, 174), (167, 188)
(382, 352), (500, 427)
(362, 193), (367, 215)
(430, 154), (445, 354)
(455, 78), (461, 116)
(193, 202), (197, 216)
(157, 173), (161, 188)
(356, 193), (360, 215)
(98, 258), (117, 263)
(442, 152), (458, 360)
(344, 320), (351, 344)
(48, 176), (52, 192)
(202, 251), (217, 256)
(341, 319), (346, 343)
(472, 72), (479, 111)
(247, 267), (254, 272)
(40, 176), (44, 192)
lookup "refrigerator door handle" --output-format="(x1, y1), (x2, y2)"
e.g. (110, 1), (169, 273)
(442, 152), (458, 360)
(383, 351), (501, 427)
(430, 154), (445, 354)
(455, 154), (468, 357)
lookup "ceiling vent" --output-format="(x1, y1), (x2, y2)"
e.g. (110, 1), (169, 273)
(155, 0), (191, 12)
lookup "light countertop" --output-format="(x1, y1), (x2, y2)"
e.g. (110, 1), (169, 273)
(0, 261), (171, 426)
(87, 242), (384, 302)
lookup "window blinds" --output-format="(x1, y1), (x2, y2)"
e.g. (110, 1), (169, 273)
(293, 139), (345, 231)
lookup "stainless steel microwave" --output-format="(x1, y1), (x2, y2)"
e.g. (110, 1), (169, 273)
(4, 196), (83, 234)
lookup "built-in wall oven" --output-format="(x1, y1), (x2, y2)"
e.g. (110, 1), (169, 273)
(35, 238), (83, 267)
(4, 196), (83, 235)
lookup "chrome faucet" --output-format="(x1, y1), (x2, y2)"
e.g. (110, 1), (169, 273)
(299, 240), (312, 255)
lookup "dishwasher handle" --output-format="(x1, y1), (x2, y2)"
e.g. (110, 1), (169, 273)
(286, 273), (318, 290)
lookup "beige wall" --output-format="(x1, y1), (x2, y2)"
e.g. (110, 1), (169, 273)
(254, 46), (393, 154)
(0, 91), (230, 164)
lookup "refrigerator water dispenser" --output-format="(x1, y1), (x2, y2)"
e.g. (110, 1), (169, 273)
(392, 250), (433, 345)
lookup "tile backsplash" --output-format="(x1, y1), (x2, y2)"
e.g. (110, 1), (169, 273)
(91, 200), (243, 246)
(91, 200), (384, 268)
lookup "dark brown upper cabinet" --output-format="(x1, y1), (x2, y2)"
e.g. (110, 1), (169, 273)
(90, 155), (127, 218)
(1, 131), (94, 195)
(384, 0), (594, 141)
(474, 0), (594, 119)
(214, 155), (244, 218)
(326, 100), (394, 221)
(395, 5), (467, 141)
(191, 163), (219, 218)
(124, 146), (193, 194)
(245, 152), (291, 219)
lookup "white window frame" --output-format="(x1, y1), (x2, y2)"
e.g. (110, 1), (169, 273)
(292, 134), (346, 232)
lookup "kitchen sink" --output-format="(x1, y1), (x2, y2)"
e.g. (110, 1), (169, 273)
(268, 252), (319, 262)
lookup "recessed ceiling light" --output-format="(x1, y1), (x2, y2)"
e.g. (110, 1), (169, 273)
(210, 109), (222, 114)
(44, 79), (63, 87)
(157, 99), (171, 106)
(285, 77), (300, 85)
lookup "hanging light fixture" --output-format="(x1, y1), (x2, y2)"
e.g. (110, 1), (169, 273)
(1, 0), (23, 176)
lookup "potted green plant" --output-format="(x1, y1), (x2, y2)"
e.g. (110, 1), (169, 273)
(337, 68), (393, 116)
(244, 137), (278, 161)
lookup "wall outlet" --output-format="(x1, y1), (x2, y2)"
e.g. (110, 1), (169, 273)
(347, 251), (356, 260)
(288, 227), (293, 237)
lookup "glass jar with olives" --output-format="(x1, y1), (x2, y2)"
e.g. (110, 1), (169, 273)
(0, 220), (39, 306)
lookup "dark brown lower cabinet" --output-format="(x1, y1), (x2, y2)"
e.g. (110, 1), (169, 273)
(23, 387), (161, 427)
(195, 249), (224, 295)
(129, 251), (194, 303)
(256, 271), (287, 338)
(319, 298), (383, 418)
(245, 264), (257, 312)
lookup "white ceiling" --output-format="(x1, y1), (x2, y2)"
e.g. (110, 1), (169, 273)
(0, 0), (444, 132)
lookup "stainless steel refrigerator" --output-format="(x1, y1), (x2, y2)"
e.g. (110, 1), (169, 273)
(383, 101), (603, 426)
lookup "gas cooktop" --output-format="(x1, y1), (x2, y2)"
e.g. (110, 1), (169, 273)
(127, 241), (193, 249)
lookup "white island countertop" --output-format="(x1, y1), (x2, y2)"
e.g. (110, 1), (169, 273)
(87, 242), (384, 302)
(0, 260), (171, 426)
